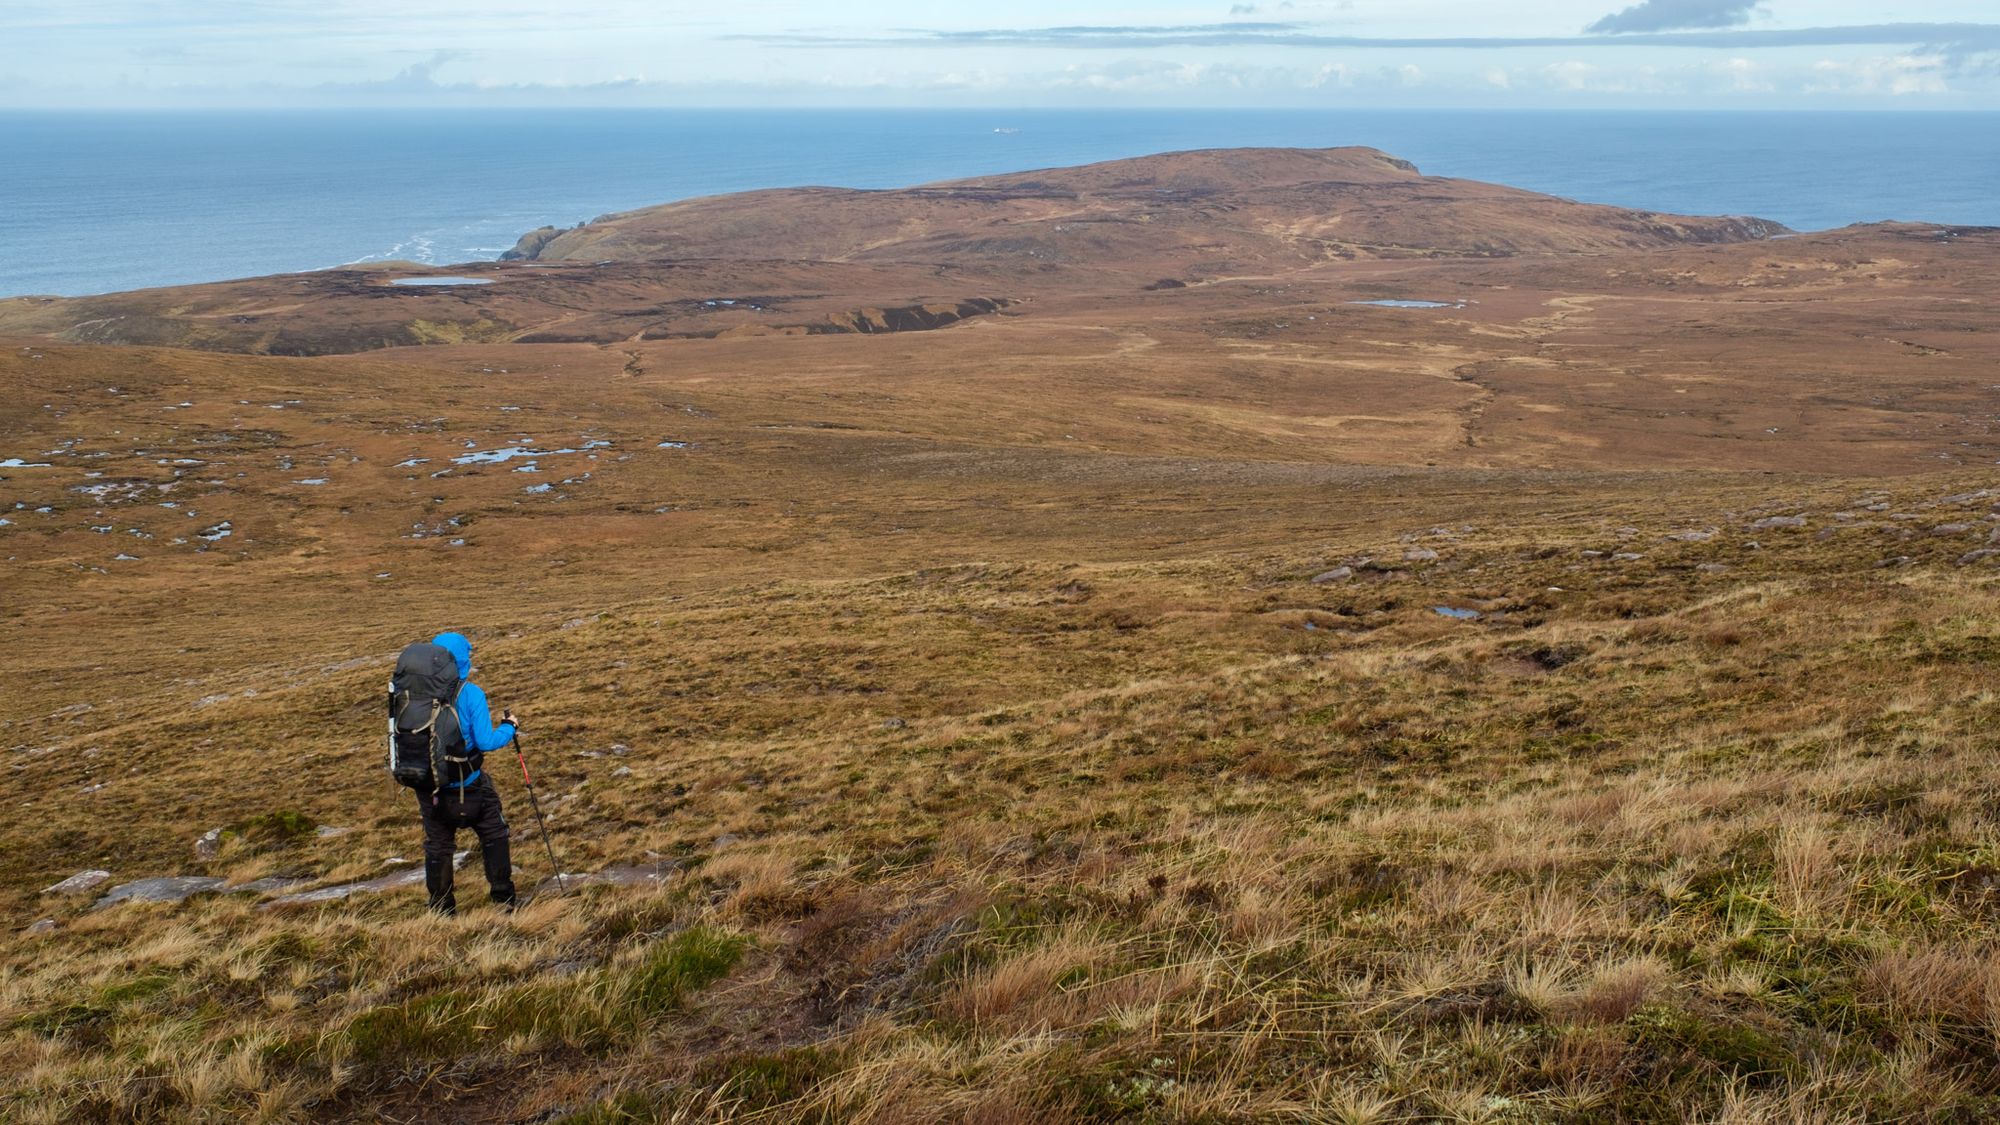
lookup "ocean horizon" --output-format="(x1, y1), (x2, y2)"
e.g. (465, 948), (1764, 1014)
(4, 107), (1997, 299)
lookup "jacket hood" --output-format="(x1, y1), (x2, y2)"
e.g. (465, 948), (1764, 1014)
(432, 632), (473, 679)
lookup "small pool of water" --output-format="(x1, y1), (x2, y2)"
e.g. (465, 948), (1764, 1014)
(389, 276), (494, 287)
(452, 445), (591, 466)
(1433, 606), (1482, 620)
(1349, 299), (1463, 309)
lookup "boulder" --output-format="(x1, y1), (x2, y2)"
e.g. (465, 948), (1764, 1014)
(194, 828), (223, 860)
(1750, 516), (1806, 530)
(1310, 566), (1354, 584)
(93, 876), (228, 909)
(43, 869), (111, 895)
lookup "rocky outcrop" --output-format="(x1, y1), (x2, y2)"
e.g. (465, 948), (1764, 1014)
(93, 876), (227, 908)
(43, 870), (111, 895)
(500, 225), (570, 261)
(818, 298), (1010, 335)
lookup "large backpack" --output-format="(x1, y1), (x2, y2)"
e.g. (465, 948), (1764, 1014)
(386, 641), (476, 793)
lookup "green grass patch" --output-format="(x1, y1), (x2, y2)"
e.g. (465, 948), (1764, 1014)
(696, 1045), (840, 1113)
(621, 925), (747, 1020)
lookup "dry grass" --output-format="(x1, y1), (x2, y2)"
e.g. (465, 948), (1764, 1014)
(7, 306), (2000, 1120)
(14, 482), (2000, 1121)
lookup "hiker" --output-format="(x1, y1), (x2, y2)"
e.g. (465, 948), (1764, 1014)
(389, 631), (522, 914)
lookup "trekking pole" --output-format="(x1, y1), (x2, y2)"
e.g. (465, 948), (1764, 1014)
(511, 733), (567, 896)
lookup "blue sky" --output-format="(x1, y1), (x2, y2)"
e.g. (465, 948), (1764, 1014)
(4, 1), (1998, 108)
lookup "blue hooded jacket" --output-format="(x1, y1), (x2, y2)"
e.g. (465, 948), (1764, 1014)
(432, 632), (515, 789)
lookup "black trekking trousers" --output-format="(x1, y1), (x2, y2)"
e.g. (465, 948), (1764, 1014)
(417, 775), (516, 913)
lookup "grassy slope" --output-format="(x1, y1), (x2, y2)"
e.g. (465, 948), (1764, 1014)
(3, 181), (1998, 1121)
(6, 464), (2000, 1122)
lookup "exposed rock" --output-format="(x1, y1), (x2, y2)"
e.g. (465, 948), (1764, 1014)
(1612, 552), (1645, 561)
(226, 876), (308, 895)
(315, 825), (352, 838)
(194, 827), (223, 860)
(609, 743), (631, 755)
(881, 717), (908, 730)
(1309, 566), (1354, 584)
(712, 834), (742, 849)
(1403, 548), (1439, 562)
(1696, 563), (1729, 573)
(43, 869), (111, 895)
(260, 851), (469, 910)
(1957, 549), (2000, 566)
(1876, 555), (1916, 568)
(1932, 523), (1975, 536)
(24, 919), (58, 935)
(1666, 530), (1714, 542)
(611, 766), (632, 778)
(93, 876), (228, 909)
(500, 224), (567, 261)
(534, 860), (683, 897)
(1751, 516), (1806, 530)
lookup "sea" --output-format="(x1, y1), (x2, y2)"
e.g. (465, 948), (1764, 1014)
(3, 108), (1997, 299)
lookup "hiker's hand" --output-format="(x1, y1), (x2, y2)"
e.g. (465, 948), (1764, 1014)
(503, 708), (520, 732)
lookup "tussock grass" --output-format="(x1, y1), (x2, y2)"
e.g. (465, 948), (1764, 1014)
(8, 469), (2000, 1120)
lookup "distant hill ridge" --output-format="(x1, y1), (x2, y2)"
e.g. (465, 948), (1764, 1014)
(503, 145), (1789, 267)
(0, 146), (1792, 355)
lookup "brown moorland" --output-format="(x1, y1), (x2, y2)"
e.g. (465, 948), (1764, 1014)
(3, 148), (2000, 1123)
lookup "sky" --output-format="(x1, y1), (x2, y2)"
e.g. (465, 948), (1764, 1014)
(4, 1), (1999, 109)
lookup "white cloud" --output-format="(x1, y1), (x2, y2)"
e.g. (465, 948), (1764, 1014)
(1807, 53), (1949, 95)
(1306, 62), (1352, 88)
(1713, 56), (1772, 92)
(1545, 60), (1597, 89)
